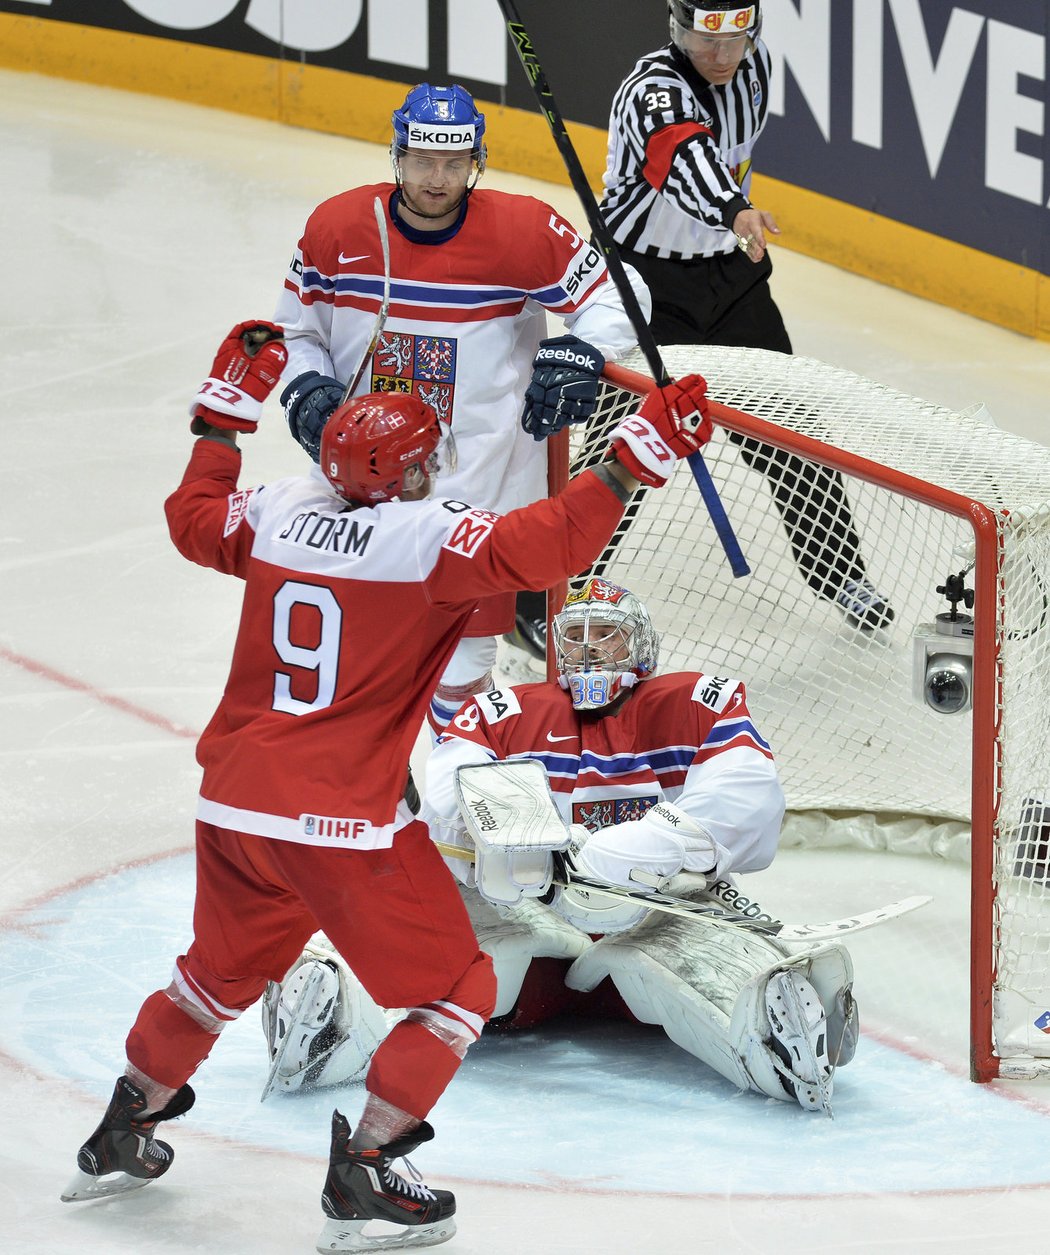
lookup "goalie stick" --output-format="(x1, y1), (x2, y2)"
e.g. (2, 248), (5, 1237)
(432, 837), (930, 942)
(495, 0), (748, 578)
(341, 195), (391, 404)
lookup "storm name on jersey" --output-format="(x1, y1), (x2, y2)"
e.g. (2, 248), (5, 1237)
(276, 509), (375, 557)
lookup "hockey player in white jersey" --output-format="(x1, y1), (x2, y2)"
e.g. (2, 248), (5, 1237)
(275, 82), (652, 717)
(266, 579), (859, 1116)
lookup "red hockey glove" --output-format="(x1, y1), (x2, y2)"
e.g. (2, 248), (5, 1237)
(189, 321), (288, 435)
(609, 374), (712, 487)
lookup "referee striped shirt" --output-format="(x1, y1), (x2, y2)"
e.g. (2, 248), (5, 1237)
(601, 40), (771, 261)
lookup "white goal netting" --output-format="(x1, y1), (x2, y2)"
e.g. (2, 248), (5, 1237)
(573, 345), (1050, 1078)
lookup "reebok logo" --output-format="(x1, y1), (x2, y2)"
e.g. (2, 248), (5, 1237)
(707, 877), (779, 925)
(651, 803), (680, 825)
(537, 347), (598, 372)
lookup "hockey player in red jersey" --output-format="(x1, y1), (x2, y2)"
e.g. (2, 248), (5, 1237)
(275, 81), (653, 714)
(265, 579), (859, 1117)
(61, 320), (711, 1250)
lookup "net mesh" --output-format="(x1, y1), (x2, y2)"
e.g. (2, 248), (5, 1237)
(574, 345), (1050, 1074)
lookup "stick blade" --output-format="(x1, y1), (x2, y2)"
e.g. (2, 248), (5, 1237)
(776, 894), (933, 942)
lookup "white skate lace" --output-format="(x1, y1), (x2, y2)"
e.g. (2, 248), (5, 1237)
(383, 1156), (435, 1202)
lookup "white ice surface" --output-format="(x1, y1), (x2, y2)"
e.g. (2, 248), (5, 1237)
(3, 68), (1050, 1254)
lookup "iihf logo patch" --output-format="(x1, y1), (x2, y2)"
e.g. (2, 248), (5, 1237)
(371, 331), (456, 423)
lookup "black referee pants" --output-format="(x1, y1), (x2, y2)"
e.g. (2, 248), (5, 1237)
(622, 247), (869, 601)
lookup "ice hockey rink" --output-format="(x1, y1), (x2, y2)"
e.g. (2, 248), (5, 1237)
(3, 67), (1050, 1254)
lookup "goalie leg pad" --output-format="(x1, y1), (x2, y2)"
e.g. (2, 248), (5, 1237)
(566, 909), (858, 1110)
(458, 884), (590, 1018)
(566, 909), (793, 1094)
(260, 935), (394, 1099)
(730, 941), (856, 1114)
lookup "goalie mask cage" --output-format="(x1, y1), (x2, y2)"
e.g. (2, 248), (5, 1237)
(551, 345), (1050, 1084)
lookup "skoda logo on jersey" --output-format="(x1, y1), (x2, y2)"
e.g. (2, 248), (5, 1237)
(407, 123), (476, 150)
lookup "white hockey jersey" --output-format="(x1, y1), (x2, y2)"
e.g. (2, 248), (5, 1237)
(275, 185), (650, 514)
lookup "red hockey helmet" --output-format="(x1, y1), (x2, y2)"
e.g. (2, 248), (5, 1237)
(320, 392), (450, 505)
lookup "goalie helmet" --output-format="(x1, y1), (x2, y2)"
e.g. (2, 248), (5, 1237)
(553, 578), (659, 712)
(391, 83), (487, 182)
(320, 393), (456, 505)
(668, 2), (761, 54)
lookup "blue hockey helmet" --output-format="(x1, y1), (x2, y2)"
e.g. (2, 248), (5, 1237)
(391, 83), (487, 170)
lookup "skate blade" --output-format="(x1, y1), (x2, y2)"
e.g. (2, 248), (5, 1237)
(316, 1215), (456, 1252)
(60, 1167), (154, 1203)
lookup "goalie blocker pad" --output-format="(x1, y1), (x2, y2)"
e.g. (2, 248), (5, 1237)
(455, 761), (572, 906)
(565, 908), (858, 1113)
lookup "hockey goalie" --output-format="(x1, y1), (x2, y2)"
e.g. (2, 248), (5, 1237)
(263, 580), (859, 1114)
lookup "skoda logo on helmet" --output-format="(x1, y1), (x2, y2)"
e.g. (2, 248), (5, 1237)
(406, 123), (476, 150)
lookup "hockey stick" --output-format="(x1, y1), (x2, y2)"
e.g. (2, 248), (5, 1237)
(432, 838), (930, 942)
(496, 0), (749, 578)
(341, 195), (391, 403)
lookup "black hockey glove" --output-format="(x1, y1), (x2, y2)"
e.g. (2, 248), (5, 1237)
(281, 371), (344, 463)
(521, 335), (605, 441)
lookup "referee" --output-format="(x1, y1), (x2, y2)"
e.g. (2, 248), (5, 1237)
(601, 0), (893, 631)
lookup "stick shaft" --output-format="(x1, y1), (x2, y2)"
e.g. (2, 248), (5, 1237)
(496, 0), (748, 577)
(431, 838), (930, 941)
(342, 196), (391, 403)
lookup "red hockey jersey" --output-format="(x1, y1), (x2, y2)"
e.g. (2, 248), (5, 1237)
(426, 672), (784, 878)
(165, 440), (627, 850)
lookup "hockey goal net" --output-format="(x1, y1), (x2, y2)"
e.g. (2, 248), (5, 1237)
(556, 345), (1050, 1083)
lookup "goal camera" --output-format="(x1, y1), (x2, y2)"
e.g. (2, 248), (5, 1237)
(912, 570), (976, 715)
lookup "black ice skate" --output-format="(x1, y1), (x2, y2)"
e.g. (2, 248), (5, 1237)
(61, 1075), (195, 1202)
(834, 577), (895, 632)
(503, 610), (547, 661)
(317, 1111), (456, 1252)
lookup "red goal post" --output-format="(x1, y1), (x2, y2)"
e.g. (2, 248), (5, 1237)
(546, 345), (1050, 1084)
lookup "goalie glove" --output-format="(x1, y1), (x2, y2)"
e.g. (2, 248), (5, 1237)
(574, 802), (717, 894)
(281, 371), (345, 463)
(521, 335), (606, 441)
(608, 374), (712, 487)
(189, 321), (287, 435)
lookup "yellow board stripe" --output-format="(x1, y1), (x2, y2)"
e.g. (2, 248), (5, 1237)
(3, 12), (1046, 341)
